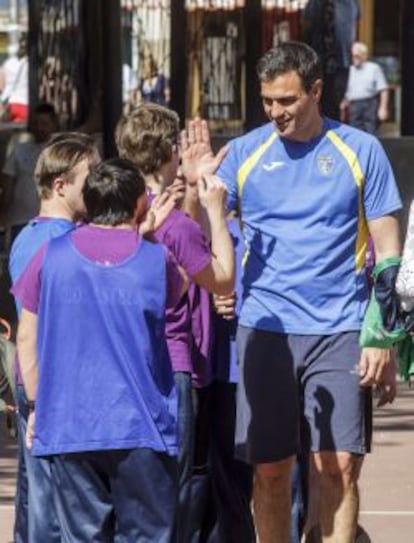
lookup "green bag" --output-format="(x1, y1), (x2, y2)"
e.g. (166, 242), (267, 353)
(359, 257), (405, 349)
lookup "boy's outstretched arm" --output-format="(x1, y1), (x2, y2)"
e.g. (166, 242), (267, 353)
(192, 174), (235, 296)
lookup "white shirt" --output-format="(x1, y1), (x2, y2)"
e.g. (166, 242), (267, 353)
(8, 57), (29, 106)
(346, 61), (388, 101)
(0, 56), (20, 103)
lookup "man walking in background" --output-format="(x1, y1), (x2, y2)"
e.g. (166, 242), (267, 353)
(340, 41), (389, 135)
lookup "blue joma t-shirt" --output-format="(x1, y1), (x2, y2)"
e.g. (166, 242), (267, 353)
(217, 118), (402, 335)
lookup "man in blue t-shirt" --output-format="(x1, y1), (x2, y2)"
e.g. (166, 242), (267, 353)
(9, 134), (99, 543)
(217, 41), (401, 542)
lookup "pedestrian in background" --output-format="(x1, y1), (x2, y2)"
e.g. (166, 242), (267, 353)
(340, 41), (389, 135)
(5, 37), (29, 123)
(1, 103), (59, 243)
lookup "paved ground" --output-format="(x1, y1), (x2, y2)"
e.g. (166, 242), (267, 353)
(358, 383), (414, 542)
(1, 383), (414, 543)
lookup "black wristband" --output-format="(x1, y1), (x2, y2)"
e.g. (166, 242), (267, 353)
(27, 400), (35, 411)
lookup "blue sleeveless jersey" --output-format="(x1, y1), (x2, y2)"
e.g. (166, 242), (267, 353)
(32, 234), (177, 457)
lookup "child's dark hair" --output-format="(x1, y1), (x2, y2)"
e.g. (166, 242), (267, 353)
(83, 158), (146, 226)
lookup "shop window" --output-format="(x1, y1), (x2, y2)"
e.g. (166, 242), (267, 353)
(121, 0), (171, 110)
(185, 1), (245, 136)
(37, 0), (82, 128)
(261, 0), (306, 51)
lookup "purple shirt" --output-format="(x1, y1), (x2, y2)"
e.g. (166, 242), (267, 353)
(12, 225), (183, 313)
(188, 283), (213, 388)
(154, 208), (212, 376)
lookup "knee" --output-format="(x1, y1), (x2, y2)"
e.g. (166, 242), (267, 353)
(315, 452), (362, 488)
(255, 456), (294, 486)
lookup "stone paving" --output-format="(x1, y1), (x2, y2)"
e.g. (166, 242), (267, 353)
(1, 383), (414, 543)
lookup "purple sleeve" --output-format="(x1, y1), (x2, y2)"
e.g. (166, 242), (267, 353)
(163, 216), (211, 278)
(11, 244), (48, 314)
(164, 248), (184, 310)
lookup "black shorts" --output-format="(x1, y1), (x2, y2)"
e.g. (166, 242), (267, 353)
(235, 326), (372, 464)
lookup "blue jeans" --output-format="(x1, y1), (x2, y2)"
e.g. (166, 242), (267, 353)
(349, 97), (379, 135)
(51, 448), (177, 542)
(174, 376), (215, 543)
(14, 400), (28, 543)
(14, 385), (60, 542)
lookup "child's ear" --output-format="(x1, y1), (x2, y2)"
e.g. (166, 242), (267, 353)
(134, 193), (149, 223)
(52, 176), (65, 196)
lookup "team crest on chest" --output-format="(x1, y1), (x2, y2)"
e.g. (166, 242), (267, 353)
(317, 154), (335, 176)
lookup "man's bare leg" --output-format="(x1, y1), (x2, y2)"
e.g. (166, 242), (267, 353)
(313, 451), (362, 543)
(302, 455), (321, 542)
(253, 455), (294, 543)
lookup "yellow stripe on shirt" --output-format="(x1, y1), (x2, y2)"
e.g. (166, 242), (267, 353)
(237, 132), (278, 199)
(326, 130), (369, 273)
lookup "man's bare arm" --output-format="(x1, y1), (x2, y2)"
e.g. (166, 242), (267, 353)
(368, 214), (401, 262)
(359, 214), (401, 387)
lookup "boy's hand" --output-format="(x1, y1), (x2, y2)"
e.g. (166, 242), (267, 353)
(213, 292), (237, 320)
(359, 347), (391, 387)
(197, 175), (227, 216)
(169, 177), (186, 204)
(180, 118), (228, 186)
(138, 188), (177, 236)
(375, 355), (397, 407)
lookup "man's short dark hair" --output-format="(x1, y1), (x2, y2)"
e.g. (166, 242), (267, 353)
(257, 41), (322, 92)
(83, 158), (146, 226)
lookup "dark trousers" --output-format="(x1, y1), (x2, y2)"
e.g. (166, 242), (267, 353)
(187, 386), (213, 543)
(349, 97), (379, 135)
(174, 372), (196, 542)
(50, 448), (178, 542)
(207, 382), (255, 543)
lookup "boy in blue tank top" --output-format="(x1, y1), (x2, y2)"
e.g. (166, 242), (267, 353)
(9, 134), (99, 543)
(12, 159), (192, 541)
